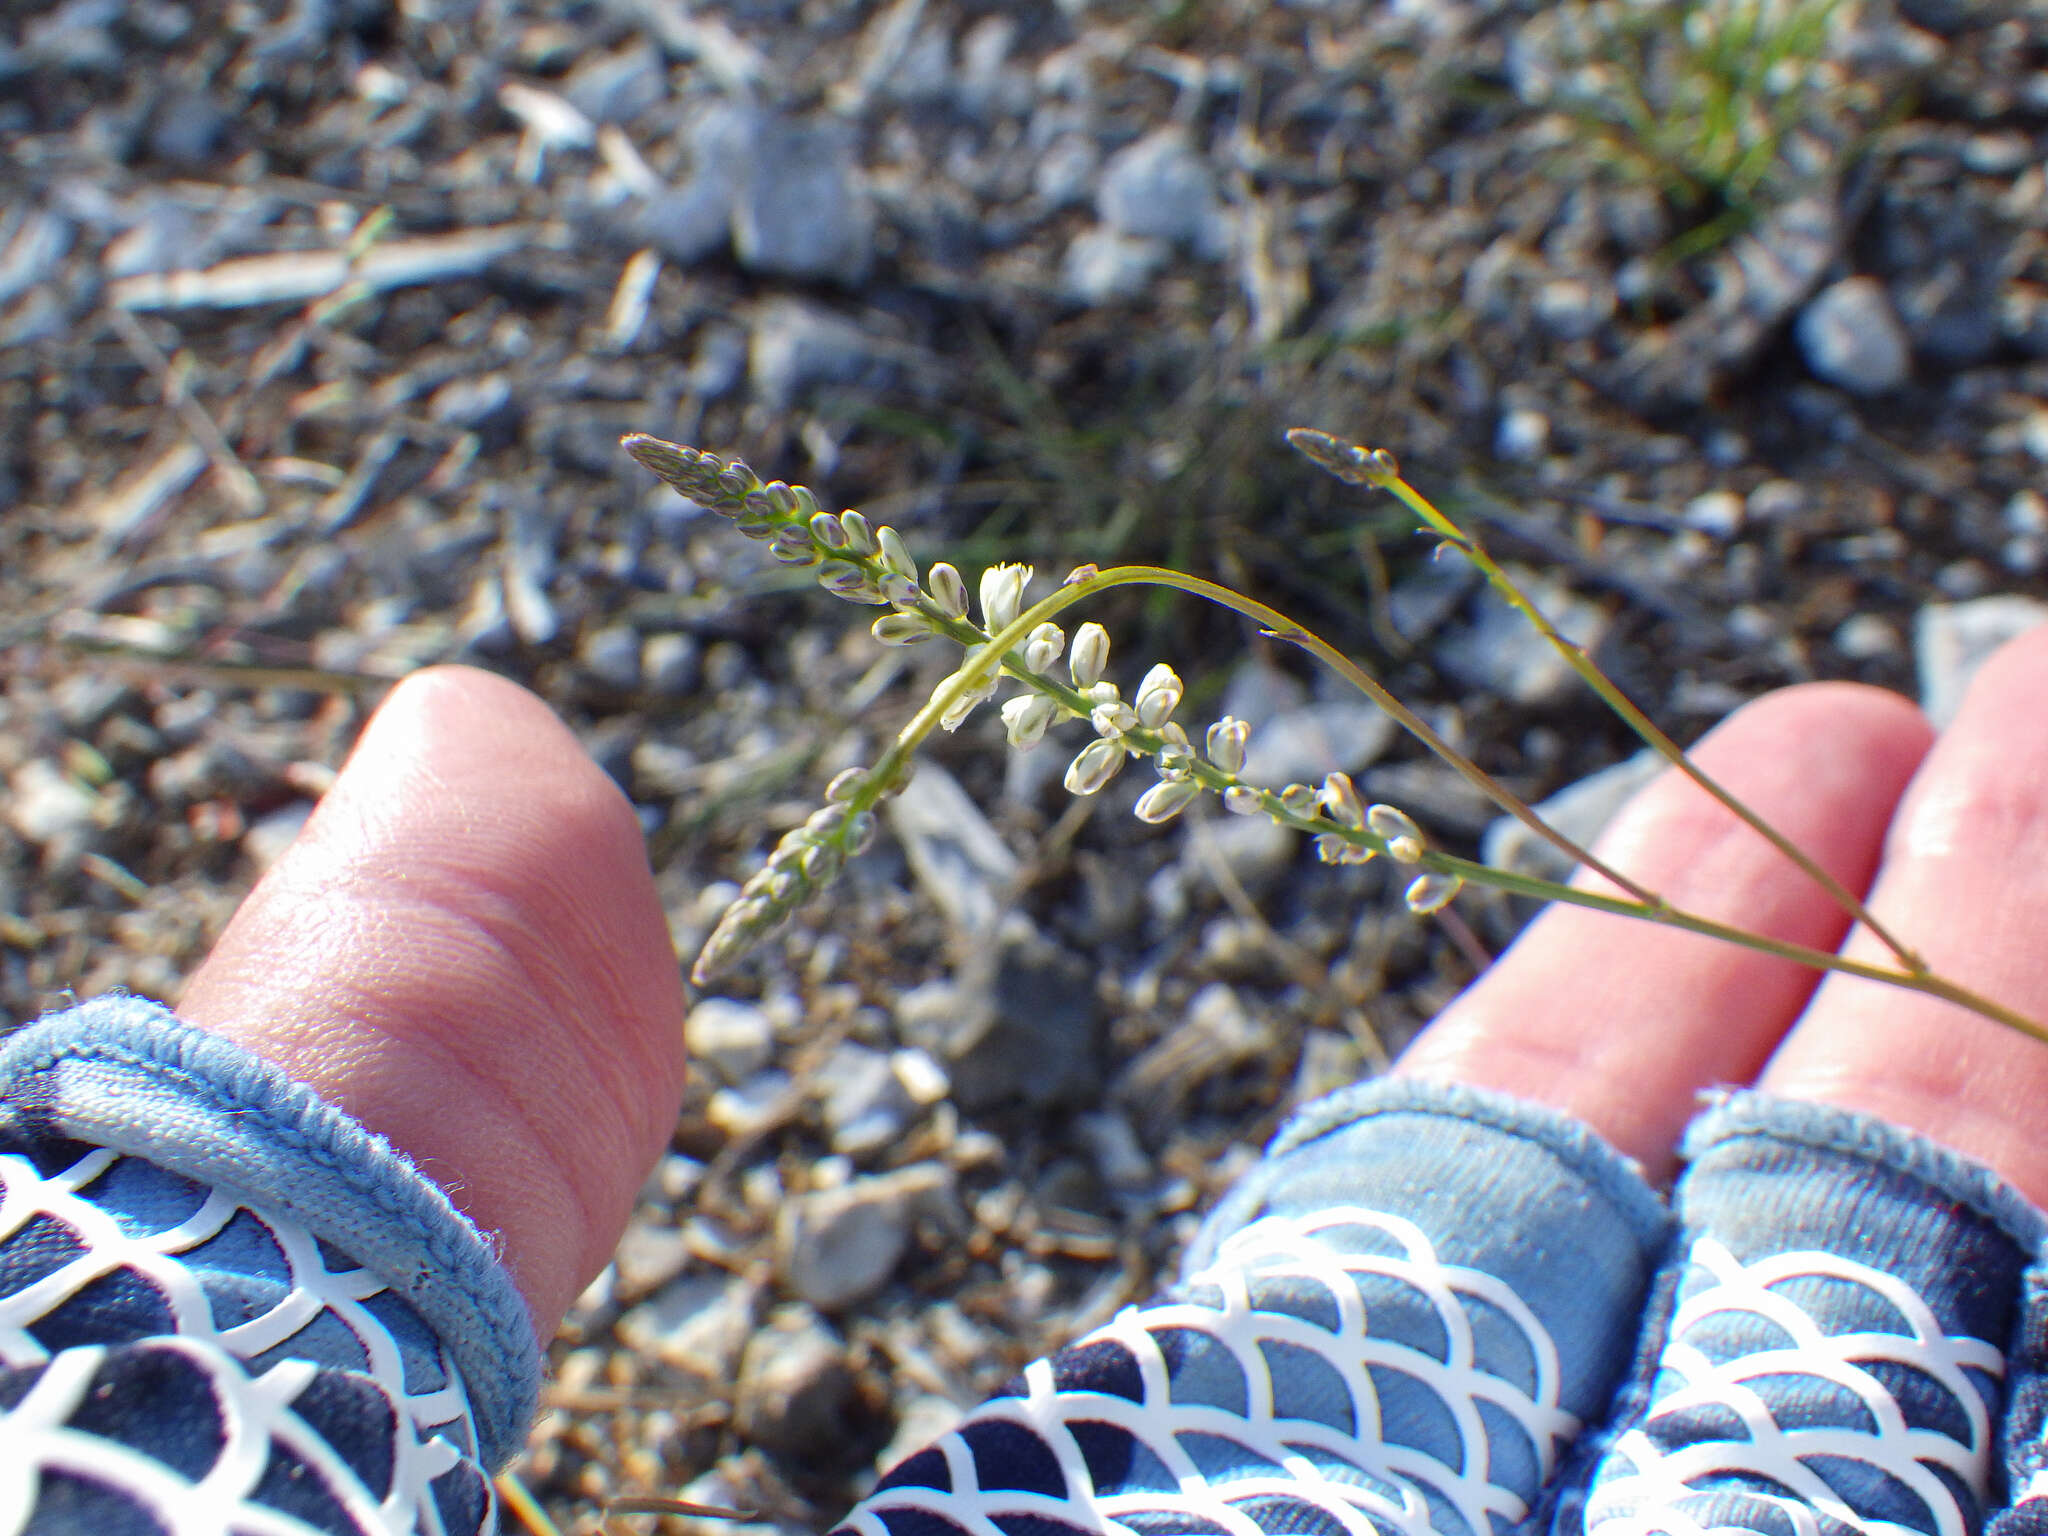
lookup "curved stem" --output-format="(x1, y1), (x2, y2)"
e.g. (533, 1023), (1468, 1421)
(1436, 851), (2046, 1046)
(850, 564), (2040, 1046)
(1376, 473), (1929, 977)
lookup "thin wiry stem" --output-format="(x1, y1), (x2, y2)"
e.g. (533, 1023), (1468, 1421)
(1289, 429), (1929, 978)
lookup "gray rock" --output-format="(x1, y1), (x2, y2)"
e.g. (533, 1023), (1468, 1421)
(819, 1041), (917, 1158)
(579, 623), (642, 691)
(1388, 560), (1482, 645)
(1482, 749), (1663, 885)
(426, 372), (512, 430)
(779, 1171), (930, 1309)
(953, 16), (1025, 116)
(0, 211), (73, 307)
(1219, 657), (1308, 731)
(611, 1219), (695, 1301)
(1797, 278), (1912, 396)
(1494, 407), (1550, 462)
(147, 739), (264, 807)
(1435, 573), (1610, 707)
(242, 802), (313, 873)
(732, 117), (872, 283)
(638, 178), (735, 266)
(686, 323), (748, 400)
(1060, 229), (1168, 305)
(563, 44), (665, 125)
(685, 997), (777, 1085)
(1074, 1110), (1152, 1195)
(1533, 276), (1614, 341)
(1834, 613), (1900, 661)
(149, 92), (230, 166)
(887, 761), (1020, 941)
(1239, 701), (1399, 790)
(636, 103), (752, 265)
(1097, 130), (1227, 258)
(1915, 596), (2048, 729)
(1184, 813), (1296, 896)
(749, 299), (883, 408)
(896, 923), (1101, 1111)
(1683, 490), (1745, 539)
(617, 1272), (759, 1376)
(7, 759), (107, 859)
(642, 632), (701, 696)
(1034, 133), (1100, 208)
(736, 1306), (857, 1454)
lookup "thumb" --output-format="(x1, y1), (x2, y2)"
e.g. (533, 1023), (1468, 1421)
(178, 665), (687, 1337)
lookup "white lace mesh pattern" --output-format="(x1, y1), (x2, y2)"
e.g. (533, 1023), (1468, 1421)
(1587, 1236), (2005, 1536)
(0, 1146), (491, 1536)
(839, 1205), (1579, 1536)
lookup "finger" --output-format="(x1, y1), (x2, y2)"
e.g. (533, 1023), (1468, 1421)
(179, 665), (687, 1336)
(1762, 626), (2048, 1208)
(1396, 682), (1933, 1180)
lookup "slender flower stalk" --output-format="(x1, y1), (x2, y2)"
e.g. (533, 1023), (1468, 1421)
(621, 431), (2045, 1048)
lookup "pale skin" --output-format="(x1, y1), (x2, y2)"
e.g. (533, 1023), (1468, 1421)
(179, 629), (2048, 1343)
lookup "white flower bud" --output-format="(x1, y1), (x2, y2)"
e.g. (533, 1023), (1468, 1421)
(1064, 737), (1125, 796)
(1387, 835), (1425, 864)
(769, 527), (820, 566)
(939, 648), (998, 731)
(809, 511), (849, 549)
(817, 560), (867, 594)
(876, 525), (918, 582)
(1404, 872), (1462, 914)
(1316, 832), (1375, 865)
(879, 572), (921, 608)
(1070, 622), (1110, 687)
(1279, 782), (1317, 815)
(1367, 803), (1423, 845)
(1318, 771), (1365, 828)
(1001, 693), (1057, 750)
(838, 510), (878, 556)
(928, 562), (969, 619)
(1156, 722), (1194, 775)
(825, 768), (867, 802)
(872, 613), (934, 646)
(979, 563), (1033, 634)
(1205, 717), (1249, 775)
(1223, 786), (1263, 815)
(1134, 778), (1202, 824)
(1024, 622), (1065, 674)
(1134, 663), (1183, 729)
(1092, 698), (1139, 737)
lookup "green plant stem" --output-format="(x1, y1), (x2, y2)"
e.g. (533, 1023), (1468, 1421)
(840, 563), (2041, 1045)
(1444, 852), (2047, 1047)
(860, 564), (1661, 908)
(1375, 473), (1931, 979)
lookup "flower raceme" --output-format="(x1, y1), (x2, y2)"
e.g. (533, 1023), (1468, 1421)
(621, 433), (1461, 985)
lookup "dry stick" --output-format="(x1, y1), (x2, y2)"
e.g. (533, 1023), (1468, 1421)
(106, 307), (265, 517)
(1289, 430), (1928, 978)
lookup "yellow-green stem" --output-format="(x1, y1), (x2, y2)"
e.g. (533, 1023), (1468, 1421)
(1378, 473), (1929, 977)
(841, 564), (2041, 1045)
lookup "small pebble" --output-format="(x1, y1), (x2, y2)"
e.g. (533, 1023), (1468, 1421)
(685, 997), (777, 1085)
(1796, 277), (1912, 396)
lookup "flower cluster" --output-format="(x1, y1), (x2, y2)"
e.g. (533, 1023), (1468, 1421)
(625, 433), (1464, 983)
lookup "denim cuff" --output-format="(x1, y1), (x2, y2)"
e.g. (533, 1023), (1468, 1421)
(0, 994), (542, 1469)
(1578, 1089), (2047, 1536)
(1187, 1076), (1672, 1428)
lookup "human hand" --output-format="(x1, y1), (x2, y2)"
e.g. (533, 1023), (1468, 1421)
(1400, 625), (2048, 1207)
(176, 665), (689, 1340)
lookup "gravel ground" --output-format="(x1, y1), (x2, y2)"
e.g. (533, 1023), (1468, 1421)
(6, 0), (2048, 1528)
